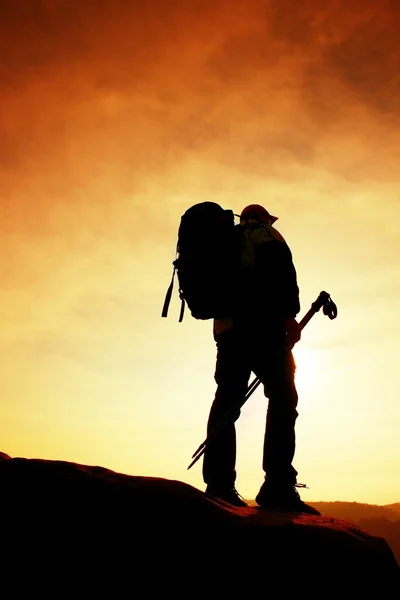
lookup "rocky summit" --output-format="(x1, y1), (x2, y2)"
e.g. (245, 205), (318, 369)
(1, 453), (399, 596)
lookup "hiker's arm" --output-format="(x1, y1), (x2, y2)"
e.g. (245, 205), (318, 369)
(283, 317), (301, 348)
(275, 244), (301, 347)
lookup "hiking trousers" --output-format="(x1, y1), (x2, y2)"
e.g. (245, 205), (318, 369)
(202, 325), (299, 489)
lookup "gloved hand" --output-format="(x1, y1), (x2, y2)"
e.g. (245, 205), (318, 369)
(284, 317), (301, 349)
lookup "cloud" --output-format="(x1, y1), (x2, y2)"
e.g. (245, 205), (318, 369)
(1, 0), (399, 305)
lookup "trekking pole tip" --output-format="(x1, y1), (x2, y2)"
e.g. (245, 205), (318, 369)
(187, 450), (203, 470)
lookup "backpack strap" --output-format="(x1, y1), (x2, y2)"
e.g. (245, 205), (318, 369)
(178, 296), (185, 322)
(161, 265), (177, 318)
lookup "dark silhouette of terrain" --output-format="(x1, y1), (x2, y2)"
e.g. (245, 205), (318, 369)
(359, 518), (400, 569)
(246, 499), (400, 567)
(1, 452), (399, 596)
(312, 501), (400, 567)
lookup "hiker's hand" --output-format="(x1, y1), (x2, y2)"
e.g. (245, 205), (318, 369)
(284, 317), (301, 349)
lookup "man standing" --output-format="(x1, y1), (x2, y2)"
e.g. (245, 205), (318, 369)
(203, 204), (320, 515)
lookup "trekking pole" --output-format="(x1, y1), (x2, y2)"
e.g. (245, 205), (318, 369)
(187, 290), (337, 470)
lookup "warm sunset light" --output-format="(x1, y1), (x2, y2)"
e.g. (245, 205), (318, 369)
(1, 0), (399, 506)
(292, 345), (321, 399)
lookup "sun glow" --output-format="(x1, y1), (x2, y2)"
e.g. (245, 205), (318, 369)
(293, 346), (321, 397)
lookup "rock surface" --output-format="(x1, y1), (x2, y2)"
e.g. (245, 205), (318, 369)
(1, 453), (399, 595)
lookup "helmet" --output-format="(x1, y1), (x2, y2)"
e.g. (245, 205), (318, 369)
(240, 204), (278, 224)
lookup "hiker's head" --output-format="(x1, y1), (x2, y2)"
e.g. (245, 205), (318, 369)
(240, 204), (278, 225)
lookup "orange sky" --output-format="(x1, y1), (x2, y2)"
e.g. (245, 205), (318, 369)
(1, 0), (400, 504)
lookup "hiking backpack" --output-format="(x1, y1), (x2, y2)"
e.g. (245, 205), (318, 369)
(162, 202), (240, 322)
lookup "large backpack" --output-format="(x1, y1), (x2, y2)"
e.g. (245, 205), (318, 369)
(162, 202), (240, 321)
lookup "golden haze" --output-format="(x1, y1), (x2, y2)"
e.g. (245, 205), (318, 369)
(0, 0), (399, 503)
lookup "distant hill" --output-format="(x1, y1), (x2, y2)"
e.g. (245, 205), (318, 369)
(246, 500), (400, 522)
(386, 503), (400, 515)
(311, 501), (400, 523)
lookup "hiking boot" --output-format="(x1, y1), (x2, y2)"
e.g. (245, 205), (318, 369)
(255, 483), (321, 516)
(205, 485), (248, 507)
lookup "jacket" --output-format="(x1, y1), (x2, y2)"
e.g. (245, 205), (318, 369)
(214, 219), (300, 336)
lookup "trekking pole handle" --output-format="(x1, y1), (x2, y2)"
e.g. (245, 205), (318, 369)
(299, 291), (329, 328)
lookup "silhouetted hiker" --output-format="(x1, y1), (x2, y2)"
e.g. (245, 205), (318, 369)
(203, 204), (320, 515)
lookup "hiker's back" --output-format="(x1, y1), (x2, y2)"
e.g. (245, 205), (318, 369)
(236, 221), (299, 321)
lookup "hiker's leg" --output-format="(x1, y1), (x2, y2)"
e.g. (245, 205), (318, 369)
(254, 347), (298, 487)
(202, 329), (250, 488)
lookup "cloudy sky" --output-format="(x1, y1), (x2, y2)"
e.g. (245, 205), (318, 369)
(1, 0), (399, 504)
